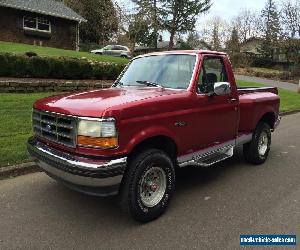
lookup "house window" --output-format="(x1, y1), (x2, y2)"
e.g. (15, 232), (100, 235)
(23, 16), (51, 33)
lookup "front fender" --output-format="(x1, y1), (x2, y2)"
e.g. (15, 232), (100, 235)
(126, 125), (178, 153)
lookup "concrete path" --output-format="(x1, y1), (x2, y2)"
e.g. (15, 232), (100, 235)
(0, 113), (300, 249)
(236, 74), (299, 92)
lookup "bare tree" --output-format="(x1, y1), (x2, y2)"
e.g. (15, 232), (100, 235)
(232, 9), (262, 42)
(281, 0), (300, 38)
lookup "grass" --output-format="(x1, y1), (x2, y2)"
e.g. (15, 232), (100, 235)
(0, 81), (299, 167)
(0, 93), (56, 167)
(0, 41), (129, 64)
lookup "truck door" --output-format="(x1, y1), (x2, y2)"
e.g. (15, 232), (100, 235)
(194, 55), (238, 150)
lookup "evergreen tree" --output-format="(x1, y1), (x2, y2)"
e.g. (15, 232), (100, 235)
(226, 27), (240, 66)
(260, 0), (281, 59)
(211, 24), (221, 50)
(65, 0), (118, 44)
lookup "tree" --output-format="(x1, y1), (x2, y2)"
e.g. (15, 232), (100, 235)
(127, 14), (157, 47)
(211, 24), (221, 50)
(186, 31), (201, 49)
(232, 9), (261, 42)
(281, 0), (300, 38)
(260, 0), (282, 58)
(132, 0), (159, 48)
(160, 0), (212, 49)
(65, 0), (118, 44)
(226, 27), (240, 66)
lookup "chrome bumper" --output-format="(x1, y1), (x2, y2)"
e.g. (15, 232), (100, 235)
(27, 137), (127, 196)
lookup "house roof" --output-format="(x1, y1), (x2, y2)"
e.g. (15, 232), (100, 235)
(0, 0), (86, 22)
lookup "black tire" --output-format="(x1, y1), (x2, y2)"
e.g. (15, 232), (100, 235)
(243, 122), (271, 165)
(95, 52), (102, 55)
(119, 149), (175, 223)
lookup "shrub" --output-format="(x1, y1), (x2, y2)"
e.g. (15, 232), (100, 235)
(25, 51), (38, 57)
(63, 58), (82, 79)
(0, 53), (11, 76)
(8, 54), (29, 77)
(0, 53), (126, 79)
(47, 57), (65, 79)
(28, 56), (50, 78)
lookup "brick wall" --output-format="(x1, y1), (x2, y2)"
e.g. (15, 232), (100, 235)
(0, 7), (77, 50)
(0, 79), (114, 93)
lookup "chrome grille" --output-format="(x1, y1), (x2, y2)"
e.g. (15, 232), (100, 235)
(32, 109), (77, 147)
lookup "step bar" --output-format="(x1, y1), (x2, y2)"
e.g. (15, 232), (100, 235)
(177, 133), (252, 167)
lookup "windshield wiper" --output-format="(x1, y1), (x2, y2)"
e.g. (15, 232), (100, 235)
(136, 80), (164, 88)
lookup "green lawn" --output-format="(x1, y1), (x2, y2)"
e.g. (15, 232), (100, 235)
(0, 93), (56, 167)
(0, 81), (299, 167)
(0, 41), (129, 64)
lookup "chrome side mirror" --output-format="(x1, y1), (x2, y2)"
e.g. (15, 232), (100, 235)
(214, 82), (231, 96)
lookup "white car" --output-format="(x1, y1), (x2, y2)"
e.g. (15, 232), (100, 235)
(91, 45), (131, 58)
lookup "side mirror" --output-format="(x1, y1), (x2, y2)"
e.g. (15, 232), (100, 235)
(214, 82), (231, 96)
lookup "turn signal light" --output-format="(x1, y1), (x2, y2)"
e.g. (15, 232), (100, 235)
(77, 136), (118, 149)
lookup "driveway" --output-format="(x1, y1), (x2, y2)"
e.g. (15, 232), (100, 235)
(236, 74), (299, 92)
(0, 113), (299, 250)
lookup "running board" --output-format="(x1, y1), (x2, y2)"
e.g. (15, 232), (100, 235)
(178, 145), (234, 167)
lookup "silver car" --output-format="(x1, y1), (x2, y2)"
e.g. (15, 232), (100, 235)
(91, 45), (131, 58)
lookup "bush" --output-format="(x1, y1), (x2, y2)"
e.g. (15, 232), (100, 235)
(8, 54), (29, 77)
(0, 53), (11, 76)
(251, 57), (274, 68)
(28, 56), (50, 78)
(48, 57), (65, 79)
(0, 53), (126, 80)
(25, 51), (38, 57)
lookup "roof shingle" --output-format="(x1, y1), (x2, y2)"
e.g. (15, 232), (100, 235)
(0, 0), (86, 22)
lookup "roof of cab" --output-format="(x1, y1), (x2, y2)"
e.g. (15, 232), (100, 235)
(136, 50), (227, 59)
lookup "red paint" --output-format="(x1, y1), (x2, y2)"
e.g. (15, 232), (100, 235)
(33, 50), (280, 158)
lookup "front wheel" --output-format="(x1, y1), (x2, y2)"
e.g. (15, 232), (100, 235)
(243, 122), (271, 165)
(119, 149), (175, 222)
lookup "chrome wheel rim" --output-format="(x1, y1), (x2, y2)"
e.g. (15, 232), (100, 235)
(139, 167), (167, 208)
(258, 131), (268, 156)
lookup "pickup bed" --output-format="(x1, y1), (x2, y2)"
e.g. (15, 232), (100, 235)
(28, 50), (280, 222)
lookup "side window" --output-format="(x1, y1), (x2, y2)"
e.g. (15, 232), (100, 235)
(197, 57), (228, 94)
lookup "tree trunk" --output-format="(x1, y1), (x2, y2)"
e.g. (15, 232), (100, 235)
(169, 31), (175, 50)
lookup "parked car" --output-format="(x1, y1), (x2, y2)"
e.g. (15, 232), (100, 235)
(91, 45), (131, 58)
(28, 50), (280, 222)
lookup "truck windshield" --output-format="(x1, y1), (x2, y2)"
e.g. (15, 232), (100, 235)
(116, 54), (197, 89)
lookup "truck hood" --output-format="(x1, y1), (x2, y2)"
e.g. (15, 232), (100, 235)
(34, 87), (182, 117)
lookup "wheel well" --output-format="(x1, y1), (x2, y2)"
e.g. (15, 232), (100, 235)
(259, 112), (275, 129)
(128, 136), (177, 162)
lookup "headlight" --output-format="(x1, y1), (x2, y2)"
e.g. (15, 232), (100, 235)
(77, 118), (118, 149)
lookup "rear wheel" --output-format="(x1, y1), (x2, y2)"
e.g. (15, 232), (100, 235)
(119, 149), (175, 222)
(243, 122), (271, 164)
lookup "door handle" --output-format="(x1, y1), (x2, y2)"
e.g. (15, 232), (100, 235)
(228, 98), (237, 103)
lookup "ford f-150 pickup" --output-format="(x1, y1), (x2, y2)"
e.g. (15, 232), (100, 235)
(27, 50), (280, 222)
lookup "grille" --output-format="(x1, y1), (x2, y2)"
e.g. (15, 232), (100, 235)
(32, 109), (77, 147)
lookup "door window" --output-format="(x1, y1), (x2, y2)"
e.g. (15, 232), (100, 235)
(197, 57), (228, 94)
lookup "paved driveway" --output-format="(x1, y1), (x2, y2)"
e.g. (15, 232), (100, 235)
(0, 113), (299, 250)
(236, 74), (299, 92)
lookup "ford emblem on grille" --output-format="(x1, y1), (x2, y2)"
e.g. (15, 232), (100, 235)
(45, 124), (52, 132)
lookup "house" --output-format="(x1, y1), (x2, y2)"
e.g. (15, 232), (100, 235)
(240, 37), (288, 63)
(0, 0), (86, 50)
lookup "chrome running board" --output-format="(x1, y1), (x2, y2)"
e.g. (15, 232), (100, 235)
(177, 133), (252, 168)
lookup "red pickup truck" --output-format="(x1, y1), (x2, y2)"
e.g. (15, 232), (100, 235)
(28, 50), (280, 222)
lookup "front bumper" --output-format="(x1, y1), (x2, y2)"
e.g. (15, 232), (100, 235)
(27, 137), (127, 196)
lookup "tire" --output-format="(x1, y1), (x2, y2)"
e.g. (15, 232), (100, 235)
(243, 122), (271, 165)
(119, 149), (175, 222)
(95, 52), (102, 55)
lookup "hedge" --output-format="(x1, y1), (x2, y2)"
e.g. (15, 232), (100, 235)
(0, 53), (126, 80)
